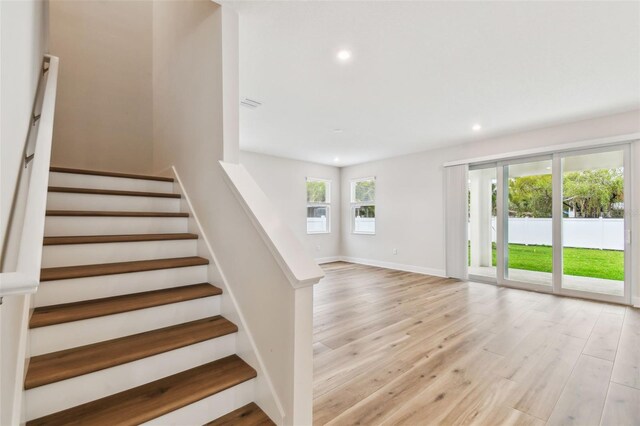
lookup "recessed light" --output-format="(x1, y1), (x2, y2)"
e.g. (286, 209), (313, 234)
(337, 50), (352, 61)
(333, 129), (344, 133)
(334, 157), (340, 162)
(472, 124), (482, 131)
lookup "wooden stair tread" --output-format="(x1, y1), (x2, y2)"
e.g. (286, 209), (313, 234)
(43, 233), (198, 245)
(48, 186), (181, 199)
(46, 210), (188, 217)
(50, 166), (174, 182)
(40, 256), (209, 281)
(25, 316), (238, 389)
(26, 354), (256, 426)
(30, 283), (221, 328)
(205, 403), (275, 426)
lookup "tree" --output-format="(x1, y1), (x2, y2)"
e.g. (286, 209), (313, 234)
(355, 205), (375, 218)
(503, 168), (623, 218)
(354, 180), (375, 203)
(508, 175), (553, 218)
(307, 181), (326, 203)
(563, 168), (623, 218)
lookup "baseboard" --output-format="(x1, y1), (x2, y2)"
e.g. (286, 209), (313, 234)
(315, 256), (342, 264)
(339, 256), (447, 278)
(633, 296), (640, 308)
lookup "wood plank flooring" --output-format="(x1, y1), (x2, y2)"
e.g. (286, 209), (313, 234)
(25, 316), (237, 389)
(29, 283), (221, 328)
(204, 402), (276, 426)
(313, 262), (639, 426)
(27, 355), (256, 426)
(49, 166), (174, 182)
(40, 256), (208, 281)
(42, 233), (198, 245)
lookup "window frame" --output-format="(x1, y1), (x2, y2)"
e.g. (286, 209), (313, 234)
(350, 177), (376, 235)
(306, 177), (331, 234)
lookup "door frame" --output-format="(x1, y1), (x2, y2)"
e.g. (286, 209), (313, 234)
(468, 144), (633, 305)
(467, 162), (499, 284)
(496, 155), (555, 293)
(552, 144), (632, 305)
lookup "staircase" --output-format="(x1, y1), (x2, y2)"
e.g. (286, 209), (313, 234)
(25, 167), (274, 425)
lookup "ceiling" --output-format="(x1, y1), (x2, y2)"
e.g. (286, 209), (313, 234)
(232, 1), (640, 167)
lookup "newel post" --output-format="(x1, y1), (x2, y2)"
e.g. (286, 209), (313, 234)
(291, 285), (315, 425)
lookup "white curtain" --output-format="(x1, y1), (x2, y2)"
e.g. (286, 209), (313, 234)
(444, 164), (469, 280)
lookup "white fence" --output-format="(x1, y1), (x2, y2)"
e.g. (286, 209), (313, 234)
(557, 218), (624, 250)
(307, 216), (376, 233)
(473, 218), (624, 250)
(307, 216), (328, 233)
(354, 217), (375, 233)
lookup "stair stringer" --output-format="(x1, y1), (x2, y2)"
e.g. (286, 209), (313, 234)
(171, 166), (285, 425)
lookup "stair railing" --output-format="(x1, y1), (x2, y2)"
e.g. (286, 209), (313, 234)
(0, 55), (59, 300)
(219, 161), (324, 425)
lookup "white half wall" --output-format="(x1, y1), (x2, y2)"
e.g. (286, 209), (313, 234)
(152, 2), (309, 422)
(240, 151), (341, 262)
(1, 0), (48, 269)
(340, 110), (640, 284)
(0, 1), (48, 424)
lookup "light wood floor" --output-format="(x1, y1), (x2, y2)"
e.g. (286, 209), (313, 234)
(313, 262), (640, 426)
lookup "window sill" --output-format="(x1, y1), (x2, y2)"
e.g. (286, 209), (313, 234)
(307, 231), (331, 235)
(352, 232), (376, 235)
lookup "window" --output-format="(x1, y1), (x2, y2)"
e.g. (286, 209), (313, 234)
(306, 178), (331, 234)
(351, 177), (376, 234)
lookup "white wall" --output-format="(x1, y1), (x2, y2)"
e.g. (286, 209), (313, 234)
(340, 110), (640, 280)
(240, 151), (341, 262)
(152, 2), (296, 422)
(0, 0), (48, 423)
(48, 0), (154, 173)
(1, 0), (48, 268)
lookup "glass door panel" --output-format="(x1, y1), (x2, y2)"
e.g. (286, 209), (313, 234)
(468, 167), (497, 280)
(504, 159), (553, 286)
(561, 149), (625, 297)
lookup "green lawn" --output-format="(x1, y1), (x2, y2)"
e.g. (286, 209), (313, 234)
(470, 243), (623, 281)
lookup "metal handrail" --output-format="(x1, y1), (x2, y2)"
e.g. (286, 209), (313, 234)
(0, 54), (59, 300)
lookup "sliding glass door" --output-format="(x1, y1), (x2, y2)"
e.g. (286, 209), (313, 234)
(502, 157), (554, 288)
(468, 145), (631, 304)
(468, 166), (497, 281)
(557, 147), (629, 302)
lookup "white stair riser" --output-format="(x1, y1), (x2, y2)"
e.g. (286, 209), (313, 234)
(34, 265), (208, 306)
(48, 172), (174, 193)
(44, 216), (188, 236)
(42, 240), (198, 268)
(26, 335), (237, 421)
(142, 379), (255, 426)
(30, 296), (221, 355)
(47, 192), (181, 213)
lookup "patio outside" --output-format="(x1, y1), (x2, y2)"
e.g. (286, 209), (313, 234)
(468, 151), (625, 297)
